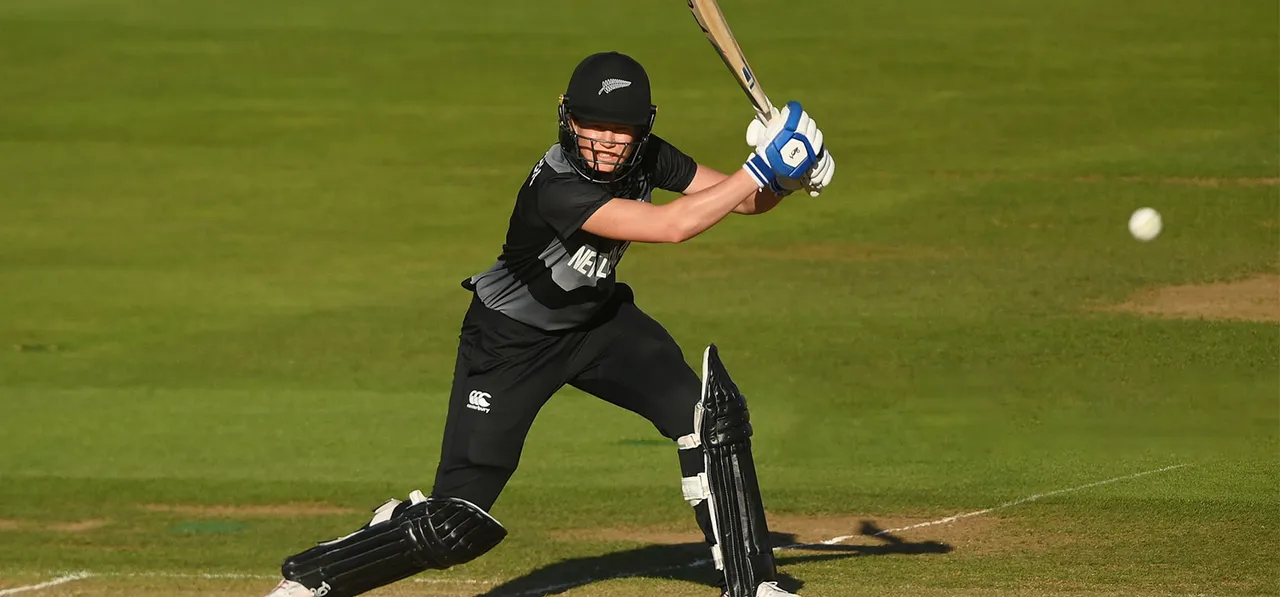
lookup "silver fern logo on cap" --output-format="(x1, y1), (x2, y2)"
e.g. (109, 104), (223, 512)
(598, 78), (632, 95)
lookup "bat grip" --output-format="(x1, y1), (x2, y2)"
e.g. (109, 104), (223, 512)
(754, 98), (775, 124)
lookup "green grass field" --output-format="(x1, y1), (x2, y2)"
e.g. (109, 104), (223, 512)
(1, 0), (1277, 595)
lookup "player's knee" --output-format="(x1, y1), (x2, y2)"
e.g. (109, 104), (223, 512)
(652, 398), (698, 442)
(433, 432), (525, 513)
(661, 375), (703, 439)
(637, 340), (702, 440)
(468, 432), (525, 473)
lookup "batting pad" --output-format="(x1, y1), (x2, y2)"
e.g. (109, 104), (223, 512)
(698, 344), (779, 597)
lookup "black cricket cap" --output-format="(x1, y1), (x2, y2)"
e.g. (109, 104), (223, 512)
(562, 51), (653, 127)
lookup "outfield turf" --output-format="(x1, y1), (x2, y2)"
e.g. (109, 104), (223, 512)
(1, 0), (1277, 595)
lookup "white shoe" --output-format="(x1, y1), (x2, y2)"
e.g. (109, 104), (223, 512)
(756, 582), (799, 596)
(719, 583), (800, 597)
(264, 579), (317, 597)
(316, 489), (427, 547)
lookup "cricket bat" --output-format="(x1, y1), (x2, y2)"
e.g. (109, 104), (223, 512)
(686, 0), (823, 195)
(686, 0), (776, 124)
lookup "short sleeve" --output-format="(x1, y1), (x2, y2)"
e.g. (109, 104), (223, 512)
(536, 172), (613, 239)
(647, 135), (698, 193)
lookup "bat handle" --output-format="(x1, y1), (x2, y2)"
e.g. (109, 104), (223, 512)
(754, 98), (776, 124)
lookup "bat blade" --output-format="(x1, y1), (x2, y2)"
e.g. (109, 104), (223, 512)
(686, 0), (775, 122)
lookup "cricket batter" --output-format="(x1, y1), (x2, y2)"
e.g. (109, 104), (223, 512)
(266, 51), (834, 597)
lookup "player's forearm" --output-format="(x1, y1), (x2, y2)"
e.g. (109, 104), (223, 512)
(662, 169), (760, 241)
(735, 189), (784, 215)
(686, 165), (768, 216)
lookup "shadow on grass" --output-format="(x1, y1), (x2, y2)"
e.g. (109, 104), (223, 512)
(477, 520), (950, 596)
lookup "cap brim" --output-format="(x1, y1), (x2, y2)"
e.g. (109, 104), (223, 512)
(569, 104), (651, 127)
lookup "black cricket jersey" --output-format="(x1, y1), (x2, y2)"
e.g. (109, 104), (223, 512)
(465, 135), (698, 331)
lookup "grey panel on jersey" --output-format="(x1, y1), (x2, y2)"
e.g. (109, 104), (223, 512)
(468, 145), (643, 331)
(465, 136), (695, 332)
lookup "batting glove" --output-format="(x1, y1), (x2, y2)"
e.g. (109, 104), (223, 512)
(742, 101), (823, 196)
(804, 151), (835, 196)
(745, 103), (833, 197)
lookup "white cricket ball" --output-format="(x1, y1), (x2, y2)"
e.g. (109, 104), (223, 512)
(1128, 207), (1162, 242)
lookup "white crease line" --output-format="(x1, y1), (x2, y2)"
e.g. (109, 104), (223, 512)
(11, 570), (494, 588)
(104, 572), (488, 585)
(812, 463), (1191, 546)
(109, 572), (275, 580)
(0, 572), (94, 596)
(509, 463), (1192, 595)
(10, 465), (1192, 596)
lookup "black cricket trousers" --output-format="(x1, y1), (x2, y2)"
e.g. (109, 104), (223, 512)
(431, 284), (710, 538)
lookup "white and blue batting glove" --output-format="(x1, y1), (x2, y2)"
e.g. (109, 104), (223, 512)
(742, 101), (825, 196)
(805, 150), (836, 197)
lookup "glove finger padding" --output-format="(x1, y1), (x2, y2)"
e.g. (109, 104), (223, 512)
(800, 118), (819, 153)
(745, 108), (779, 146)
(793, 117), (822, 194)
(805, 153), (835, 196)
(807, 127), (824, 160)
(746, 119), (765, 147)
(813, 153), (830, 180)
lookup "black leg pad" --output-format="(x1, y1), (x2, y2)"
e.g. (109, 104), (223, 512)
(281, 495), (506, 597)
(699, 344), (778, 597)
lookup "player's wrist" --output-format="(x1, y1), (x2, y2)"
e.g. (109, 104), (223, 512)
(742, 153), (787, 195)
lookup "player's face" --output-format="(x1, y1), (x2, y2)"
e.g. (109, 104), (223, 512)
(572, 119), (637, 173)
